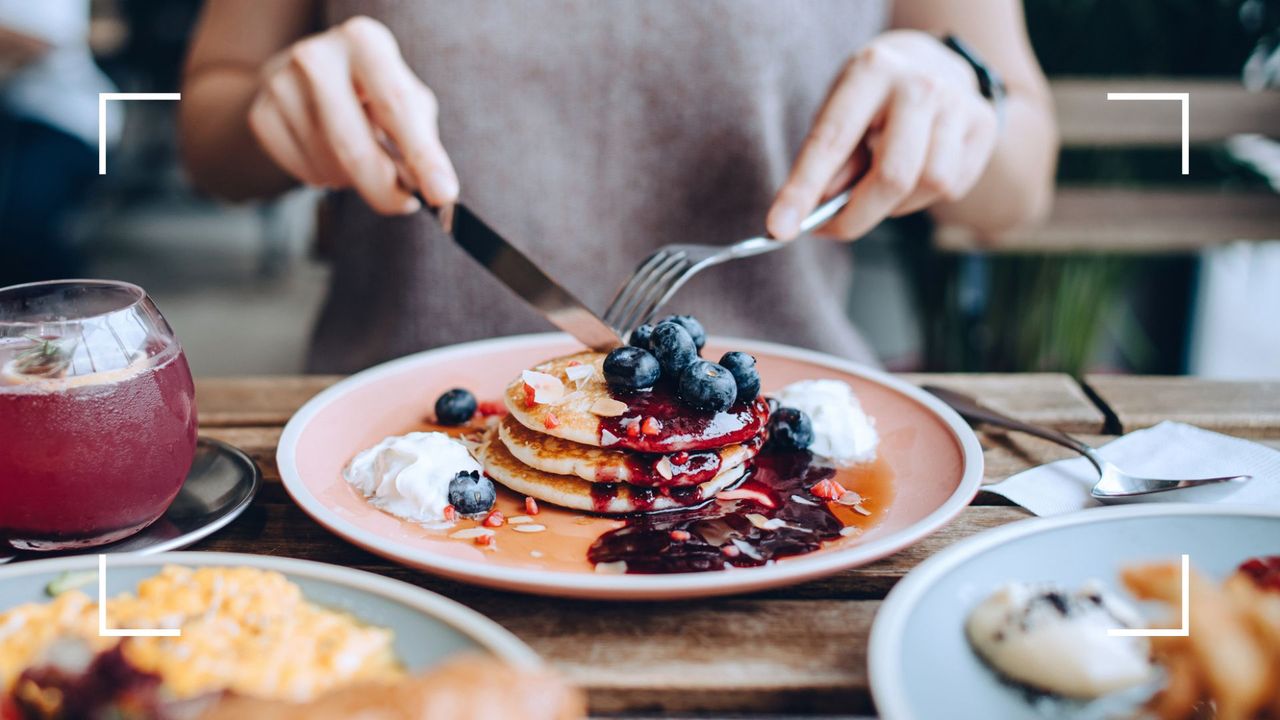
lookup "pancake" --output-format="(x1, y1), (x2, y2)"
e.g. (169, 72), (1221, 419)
(477, 425), (747, 514)
(503, 351), (769, 453)
(498, 414), (760, 486)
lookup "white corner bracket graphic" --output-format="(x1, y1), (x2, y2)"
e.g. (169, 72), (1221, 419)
(1105, 92), (1190, 175)
(98, 554), (181, 638)
(98, 92), (181, 175)
(1108, 553), (1190, 638)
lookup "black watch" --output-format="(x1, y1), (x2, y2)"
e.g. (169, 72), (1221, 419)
(942, 34), (1007, 128)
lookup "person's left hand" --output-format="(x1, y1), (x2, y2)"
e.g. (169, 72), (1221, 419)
(767, 30), (999, 241)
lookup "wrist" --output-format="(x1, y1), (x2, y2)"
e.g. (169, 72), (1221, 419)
(941, 34), (1007, 130)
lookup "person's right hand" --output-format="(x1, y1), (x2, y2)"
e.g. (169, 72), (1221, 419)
(247, 16), (458, 215)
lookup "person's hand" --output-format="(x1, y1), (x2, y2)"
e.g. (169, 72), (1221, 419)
(767, 30), (999, 241)
(247, 16), (458, 215)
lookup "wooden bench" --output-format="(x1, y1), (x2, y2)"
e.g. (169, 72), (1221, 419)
(938, 77), (1280, 252)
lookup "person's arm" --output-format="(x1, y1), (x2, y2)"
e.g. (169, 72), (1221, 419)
(180, 1), (458, 212)
(766, 0), (1057, 242)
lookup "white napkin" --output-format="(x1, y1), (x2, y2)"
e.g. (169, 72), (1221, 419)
(985, 421), (1280, 515)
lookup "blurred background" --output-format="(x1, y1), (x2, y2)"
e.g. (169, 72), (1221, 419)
(2, 0), (1278, 377)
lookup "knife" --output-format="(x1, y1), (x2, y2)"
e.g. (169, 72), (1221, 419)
(381, 131), (623, 351)
(433, 202), (624, 352)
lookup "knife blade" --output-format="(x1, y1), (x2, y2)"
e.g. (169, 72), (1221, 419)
(436, 203), (623, 351)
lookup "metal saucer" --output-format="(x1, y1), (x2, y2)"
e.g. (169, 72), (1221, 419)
(0, 437), (261, 564)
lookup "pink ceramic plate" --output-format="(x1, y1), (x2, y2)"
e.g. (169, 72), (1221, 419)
(277, 333), (983, 599)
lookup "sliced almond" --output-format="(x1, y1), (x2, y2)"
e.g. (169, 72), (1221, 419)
(521, 370), (565, 404)
(600, 428), (621, 446)
(745, 513), (770, 529)
(654, 457), (674, 480)
(508, 515), (535, 524)
(761, 518), (788, 531)
(853, 504), (872, 516)
(790, 494), (819, 506)
(512, 524), (547, 533)
(530, 550), (544, 558)
(566, 364), (595, 388)
(840, 526), (862, 537)
(594, 561), (628, 574)
(449, 527), (495, 540)
(590, 397), (628, 417)
(836, 491), (864, 506)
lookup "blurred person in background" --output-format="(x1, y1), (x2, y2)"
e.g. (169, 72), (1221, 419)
(0, 0), (120, 288)
(181, 0), (1058, 373)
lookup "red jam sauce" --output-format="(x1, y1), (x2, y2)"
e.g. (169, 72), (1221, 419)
(1238, 556), (1280, 593)
(598, 381), (769, 453)
(588, 450), (867, 573)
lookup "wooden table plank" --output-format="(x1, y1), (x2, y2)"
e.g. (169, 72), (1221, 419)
(195, 376), (342, 426)
(1085, 375), (1280, 438)
(899, 373), (1105, 433)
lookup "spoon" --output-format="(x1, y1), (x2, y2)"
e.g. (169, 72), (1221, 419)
(925, 385), (1253, 503)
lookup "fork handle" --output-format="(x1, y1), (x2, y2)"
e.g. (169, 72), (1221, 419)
(720, 191), (854, 262)
(924, 385), (1107, 474)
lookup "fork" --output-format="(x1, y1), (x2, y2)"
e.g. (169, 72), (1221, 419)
(602, 191), (852, 339)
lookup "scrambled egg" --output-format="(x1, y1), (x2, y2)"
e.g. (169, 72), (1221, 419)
(0, 566), (403, 701)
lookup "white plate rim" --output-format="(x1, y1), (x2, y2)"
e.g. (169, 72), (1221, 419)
(0, 550), (539, 668)
(868, 503), (1280, 720)
(277, 332), (985, 598)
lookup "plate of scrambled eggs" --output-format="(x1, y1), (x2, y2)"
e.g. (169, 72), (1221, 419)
(0, 552), (540, 712)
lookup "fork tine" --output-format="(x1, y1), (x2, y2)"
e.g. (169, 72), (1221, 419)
(618, 256), (692, 334)
(606, 251), (685, 334)
(614, 253), (688, 336)
(603, 250), (671, 331)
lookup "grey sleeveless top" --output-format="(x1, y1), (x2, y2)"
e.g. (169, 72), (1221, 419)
(311, 0), (887, 373)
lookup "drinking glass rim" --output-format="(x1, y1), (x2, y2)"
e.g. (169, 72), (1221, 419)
(0, 279), (149, 328)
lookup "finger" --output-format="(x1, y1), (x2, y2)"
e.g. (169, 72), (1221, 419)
(819, 144), (872, 200)
(893, 111), (966, 216)
(290, 31), (418, 215)
(248, 94), (325, 185)
(344, 21), (459, 206)
(816, 80), (936, 240)
(262, 65), (346, 185)
(767, 62), (891, 239)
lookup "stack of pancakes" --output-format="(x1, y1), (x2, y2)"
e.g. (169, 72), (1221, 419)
(477, 351), (770, 514)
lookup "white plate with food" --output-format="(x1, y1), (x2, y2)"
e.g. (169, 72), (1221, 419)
(869, 504), (1280, 720)
(0, 551), (582, 718)
(277, 329), (984, 599)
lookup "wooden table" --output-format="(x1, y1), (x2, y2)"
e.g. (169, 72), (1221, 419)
(193, 374), (1280, 718)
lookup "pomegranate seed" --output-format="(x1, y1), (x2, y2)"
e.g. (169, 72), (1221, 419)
(567, 360), (581, 367)
(475, 533), (493, 547)
(669, 530), (691, 542)
(809, 479), (847, 501)
(442, 505), (457, 522)
(671, 451), (690, 465)
(721, 544), (741, 558)
(543, 412), (560, 430)
(483, 510), (505, 528)
(626, 420), (641, 438)
(477, 400), (506, 417)
(641, 417), (662, 436)
(525, 497), (540, 515)
(522, 382), (537, 407)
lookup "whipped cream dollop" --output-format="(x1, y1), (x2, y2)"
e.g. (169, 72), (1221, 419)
(774, 379), (878, 466)
(965, 581), (1154, 699)
(343, 432), (481, 526)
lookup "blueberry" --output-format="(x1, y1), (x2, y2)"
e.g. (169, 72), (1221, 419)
(448, 470), (496, 516)
(768, 407), (814, 451)
(718, 351), (760, 400)
(434, 388), (477, 425)
(676, 360), (738, 412)
(603, 346), (660, 391)
(657, 314), (706, 351)
(629, 324), (654, 351)
(650, 322), (698, 376)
